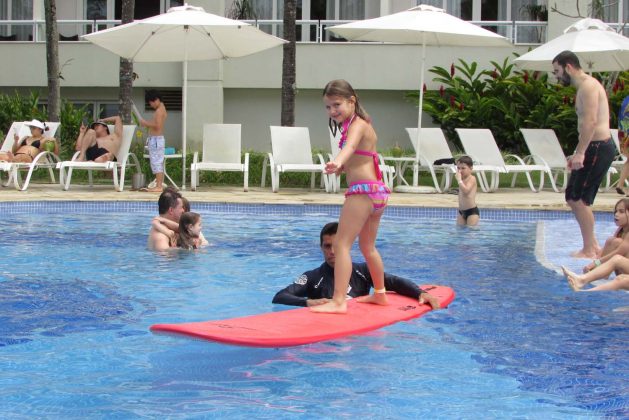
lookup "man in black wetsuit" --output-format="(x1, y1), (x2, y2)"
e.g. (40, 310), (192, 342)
(272, 222), (440, 309)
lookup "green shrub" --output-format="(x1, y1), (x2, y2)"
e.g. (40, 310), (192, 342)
(410, 56), (629, 155)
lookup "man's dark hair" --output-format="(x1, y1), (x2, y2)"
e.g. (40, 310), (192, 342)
(145, 89), (162, 103)
(158, 188), (182, 215)
(456, 155), (474, 168)
(552, 50), (581, 70)
(320, 222), (338, 246)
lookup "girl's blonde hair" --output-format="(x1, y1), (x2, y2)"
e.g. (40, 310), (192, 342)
(177, 211), (201, 250)
(323, 79), (371, 124)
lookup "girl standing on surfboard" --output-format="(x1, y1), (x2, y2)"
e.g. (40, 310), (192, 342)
(312, 80), (391, 314)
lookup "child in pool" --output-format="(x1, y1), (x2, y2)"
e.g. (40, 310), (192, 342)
(311, 79), (391, 314)
(455, 155), (479, 226)
(582, 198), (629, 273)
(152, 211), (204, 249)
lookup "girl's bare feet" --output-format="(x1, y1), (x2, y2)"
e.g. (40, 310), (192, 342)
(357, 292), (388, 305)
(310, 300), (347, 314)
(561, 265), (585, 291)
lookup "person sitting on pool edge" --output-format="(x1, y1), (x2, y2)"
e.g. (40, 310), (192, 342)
(272, 222), (441, 309)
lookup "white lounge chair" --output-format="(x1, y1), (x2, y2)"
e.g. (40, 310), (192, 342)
(520, 128), (618, 192)
(0, 121), (25, 184)
(3, 122), (62, 191)
(190, 123), (249, 191)
(328, 130), (395, 192)
(610, 128), (625, 171)
(262, 126), (331, 193)
(519, 128), (572, 192)
(57, 124), (139, 191)
(456, 128), (547, 193)
(401, 128), (457, 193)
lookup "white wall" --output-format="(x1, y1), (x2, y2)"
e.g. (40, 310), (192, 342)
(224, 88), (423, 152)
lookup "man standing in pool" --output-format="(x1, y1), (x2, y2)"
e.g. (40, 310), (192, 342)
(272, 222), (441, 309)
(147, 188), (184, 251)
(552, 51), (615, 258)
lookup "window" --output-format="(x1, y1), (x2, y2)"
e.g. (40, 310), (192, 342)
(0, 0), (34, 41)
(144, 90), (182, 112)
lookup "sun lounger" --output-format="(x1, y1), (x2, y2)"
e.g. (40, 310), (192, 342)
(3, 122), (62, 191)
(262, 126), (331, 193)
(190, 123), (249, 191)
(456, 128), (547, 192)
(57, 124), (139, 191)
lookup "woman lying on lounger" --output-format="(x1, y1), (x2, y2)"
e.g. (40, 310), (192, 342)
(562, 255), (629, 291)
(0, 119), (57, 163)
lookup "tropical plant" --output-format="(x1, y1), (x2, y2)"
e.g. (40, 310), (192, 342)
(118, 0), (135, 124)
(413, 57), (583, 155)
(44, 0), (60, 121)
(281, 0), (297, 127)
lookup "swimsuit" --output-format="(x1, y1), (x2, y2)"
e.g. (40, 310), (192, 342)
(458, 206), (480, 221)
(85, 144), (113, 161)
(565, 138), (615, 206)
(147, 135), (165, 174)
(21, 138), (41, 149)
(338, 115), (391, 212)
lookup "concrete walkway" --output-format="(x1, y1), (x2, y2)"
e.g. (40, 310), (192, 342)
(0, 183), (621, 212)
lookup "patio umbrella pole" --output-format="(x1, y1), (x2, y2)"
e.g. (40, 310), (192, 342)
(181, 26), (188, 190)
(413, 37), (427, 187)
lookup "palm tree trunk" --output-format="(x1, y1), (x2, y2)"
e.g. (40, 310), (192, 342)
(119, 0), (135, 124)
(281, 0), (296, 127)
(44, 0), (60, 122)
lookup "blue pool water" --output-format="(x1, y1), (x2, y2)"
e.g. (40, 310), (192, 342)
(0, 203), (626, 418)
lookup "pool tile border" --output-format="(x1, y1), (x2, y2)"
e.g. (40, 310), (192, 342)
(0, 201), (614, 222)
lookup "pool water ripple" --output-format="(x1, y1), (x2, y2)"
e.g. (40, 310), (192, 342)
(0, 210), (626, 418)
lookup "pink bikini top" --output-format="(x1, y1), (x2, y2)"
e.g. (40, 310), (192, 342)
(338, 114), (382, 181)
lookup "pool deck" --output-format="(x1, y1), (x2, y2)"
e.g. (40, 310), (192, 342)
(0, 183), (622, 211)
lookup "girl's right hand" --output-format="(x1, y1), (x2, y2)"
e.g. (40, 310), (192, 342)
(583, 262), (595, 273)
(13, 132), (19, 142)
(79, 124), (86, 134)
(325, 161), (339, 174)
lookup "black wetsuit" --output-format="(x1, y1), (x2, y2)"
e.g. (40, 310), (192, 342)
(272, 262), (426, 307)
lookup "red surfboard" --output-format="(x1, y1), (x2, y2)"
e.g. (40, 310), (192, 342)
(150, 285), (454, 347)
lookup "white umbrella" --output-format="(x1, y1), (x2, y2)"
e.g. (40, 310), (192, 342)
(515, 18), (629, 72)
(328, 5), (511, 191)
(83, 4), (287, 189)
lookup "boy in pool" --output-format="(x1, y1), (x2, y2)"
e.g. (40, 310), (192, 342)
(455, 156), (479, 226)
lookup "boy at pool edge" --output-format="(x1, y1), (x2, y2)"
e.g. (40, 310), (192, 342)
(455, 156), (479, 226)
(311, 79), (391, 314)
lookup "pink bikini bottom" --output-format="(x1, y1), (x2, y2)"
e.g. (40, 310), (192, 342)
(345, 180), (391, 212)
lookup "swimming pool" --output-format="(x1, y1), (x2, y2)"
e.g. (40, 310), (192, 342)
(0, 202), (626, 418)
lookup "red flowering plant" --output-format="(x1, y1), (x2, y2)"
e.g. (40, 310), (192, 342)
(407, 56), (620, 155)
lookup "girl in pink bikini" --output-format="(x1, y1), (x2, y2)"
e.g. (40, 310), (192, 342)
(312, 79), (391, 314)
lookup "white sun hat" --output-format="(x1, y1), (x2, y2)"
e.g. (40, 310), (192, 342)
(25, 119), (46, 131)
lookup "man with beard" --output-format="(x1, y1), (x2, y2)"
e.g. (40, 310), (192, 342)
(552, 50), (615, 258)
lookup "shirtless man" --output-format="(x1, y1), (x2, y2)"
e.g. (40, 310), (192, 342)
(76, 116), (123, 162)
(147, 188), (184, 251)
(552, 50), (615, 258)
(140, 90), (168, 193)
